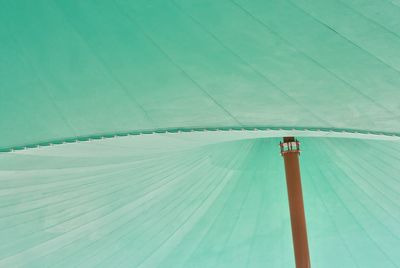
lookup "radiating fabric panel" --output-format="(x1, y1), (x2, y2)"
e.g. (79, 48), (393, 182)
(1, 0), (400, 149)
(1, 136), (399, 267)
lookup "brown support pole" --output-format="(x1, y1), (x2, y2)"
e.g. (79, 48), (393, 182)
(280, 137), (310, 268)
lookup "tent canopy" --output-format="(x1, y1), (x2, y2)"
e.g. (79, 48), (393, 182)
(1, 0), (400, 150)
(1, 0), (400, 267)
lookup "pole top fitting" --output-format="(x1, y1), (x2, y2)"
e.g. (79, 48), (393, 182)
(280, 137), (300, 156)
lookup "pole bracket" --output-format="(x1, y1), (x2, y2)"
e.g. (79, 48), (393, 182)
(280, 139), (301, 156)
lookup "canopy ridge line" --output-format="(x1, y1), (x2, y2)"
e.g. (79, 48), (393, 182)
(1, 126), (399, 153)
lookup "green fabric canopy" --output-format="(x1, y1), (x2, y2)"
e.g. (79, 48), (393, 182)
(2, 0), (400, 150)
(1, 0), (400, 267)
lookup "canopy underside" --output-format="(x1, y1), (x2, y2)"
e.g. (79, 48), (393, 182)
(1, 136), (400, 267)
(1, 0), (400, 267)
(2, 0), (400, 148)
